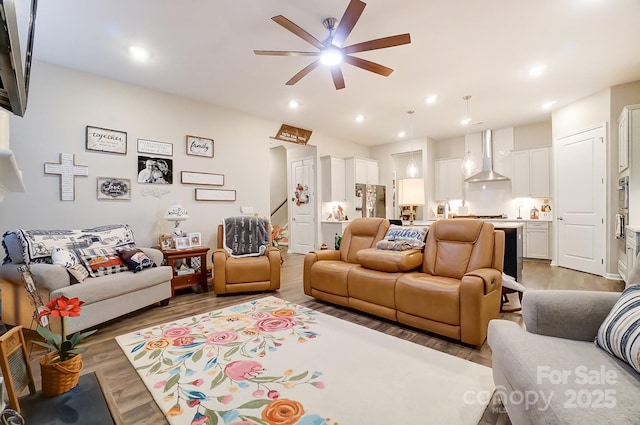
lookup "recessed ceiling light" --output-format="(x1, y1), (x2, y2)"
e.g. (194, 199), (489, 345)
(398, 130), (406, 138)
(460, 117), (471, 126)
(355, 114), (364, 123)
(425, 94), (437, 104)
(288, 100), (299, 109)
(529, 64), (547, 77)
(541, 100), (556, 110)
(129, 46), (149, 61)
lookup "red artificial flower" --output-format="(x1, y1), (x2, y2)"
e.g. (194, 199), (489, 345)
(38, 295), (84, 319)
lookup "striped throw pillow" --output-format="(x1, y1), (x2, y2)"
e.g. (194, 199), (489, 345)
(595, 285), (640, 373)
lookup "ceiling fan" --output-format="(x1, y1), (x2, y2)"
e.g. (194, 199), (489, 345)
(254, 0), (411, 90)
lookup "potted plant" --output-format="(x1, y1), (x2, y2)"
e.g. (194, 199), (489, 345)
(34, 295), (96, 396)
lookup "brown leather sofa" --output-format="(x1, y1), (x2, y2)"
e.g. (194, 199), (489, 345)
(304, 219), (505, 346)
(212, 224), (281, 294)
(303, 218), (390, 306)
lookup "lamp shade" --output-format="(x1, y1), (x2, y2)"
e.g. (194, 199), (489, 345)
(164, 200), (189, 220)
(398, 178), (425, 206)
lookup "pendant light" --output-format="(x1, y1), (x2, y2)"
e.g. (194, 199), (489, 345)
(461, 96), (476, 177)
(406, 110), (418, 178)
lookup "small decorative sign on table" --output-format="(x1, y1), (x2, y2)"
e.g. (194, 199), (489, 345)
(273, 124), (312, 145)
(86, 126), (127, 155)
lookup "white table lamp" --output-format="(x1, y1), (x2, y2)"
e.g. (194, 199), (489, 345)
(399, 178), (425, 225)
(164, 200), (189, 237)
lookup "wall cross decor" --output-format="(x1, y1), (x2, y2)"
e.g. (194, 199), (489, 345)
(44, 153), (89, 201)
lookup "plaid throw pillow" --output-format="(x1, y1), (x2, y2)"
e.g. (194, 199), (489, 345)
(77, 247), (129, 277)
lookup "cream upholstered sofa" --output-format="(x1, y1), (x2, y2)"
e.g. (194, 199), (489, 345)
(0, 225), (172, 334)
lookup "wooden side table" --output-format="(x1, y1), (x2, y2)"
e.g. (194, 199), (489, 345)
(161, 246), (210, 297)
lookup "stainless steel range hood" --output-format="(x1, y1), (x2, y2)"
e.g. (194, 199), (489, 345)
(464, 130), (509, 183)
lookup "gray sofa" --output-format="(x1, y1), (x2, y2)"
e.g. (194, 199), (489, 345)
(0, 226), (172, 335)
(488, 290), (640, 425)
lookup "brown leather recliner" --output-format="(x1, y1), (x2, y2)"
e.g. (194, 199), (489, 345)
(212, 224), (281, 294)
(303, 218), (390, 306)
(395, 220), (504, 345)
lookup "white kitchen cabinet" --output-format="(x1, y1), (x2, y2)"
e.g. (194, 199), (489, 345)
(434, 158), (463, 201)
(511, 147), (550, 198)
(623, 104), (640, 224)
(347, 157), (379, 185)
(619, 108), (630, 172)
(320, 156), (346, 202)
(525, 221), (549, 259)
(624, 227), (640, 284)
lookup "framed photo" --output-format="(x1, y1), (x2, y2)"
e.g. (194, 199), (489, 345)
(160, 234), (175, 250)
(189, 232), (202, 247)
(137, 156), (173, 184)
(86, 126), (127, 154)
(195, 188), (236, 201)
(181, 171), (224, 186)
(97, 177), (131, 200)
(137, 139), (173, 156)
(186, 135), (214, 158)
(174, 236), (191, 250)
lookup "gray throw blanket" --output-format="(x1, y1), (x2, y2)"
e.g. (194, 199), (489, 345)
(223, 216), (270, 258)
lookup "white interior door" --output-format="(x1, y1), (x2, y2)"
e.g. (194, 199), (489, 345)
(290, 158), (316, 254)
(555, 125), (606, 276)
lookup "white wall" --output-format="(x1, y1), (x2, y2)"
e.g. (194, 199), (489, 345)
(0, 61), (366, 260)
(514, 121), (552, 150)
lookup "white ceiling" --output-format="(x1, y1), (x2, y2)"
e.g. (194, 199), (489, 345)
(28, 0), (640, 146)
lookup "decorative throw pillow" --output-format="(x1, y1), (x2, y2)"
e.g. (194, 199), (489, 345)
(77, 247), (129, 277)
(67, 263), (90, 283)
(595, 285), (640, 373)
(51, 246), (79, 268)
(382, 225), (428, 248)
(118, 248), (156, 273)
(51, 246), (88, 283)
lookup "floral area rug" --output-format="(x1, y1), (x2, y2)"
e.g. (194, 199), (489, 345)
(116, 296), (494, 425)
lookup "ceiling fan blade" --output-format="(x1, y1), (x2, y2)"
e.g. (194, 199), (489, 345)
(343, 33), (411, 54)
(331, 67), (346, 90)
(331, 0), (366, 47)
(272, 15), (325, 50)
(286, 60), (321, 86)
(343, 55), (393, 76)
(254, 50), (320, 57)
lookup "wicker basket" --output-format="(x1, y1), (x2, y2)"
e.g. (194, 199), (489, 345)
(40, 352), (83, 397)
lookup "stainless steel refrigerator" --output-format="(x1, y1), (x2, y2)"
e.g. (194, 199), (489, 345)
(355, 184), (386, 218)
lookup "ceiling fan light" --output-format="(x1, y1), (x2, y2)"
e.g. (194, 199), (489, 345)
(320, 48), (343, 66)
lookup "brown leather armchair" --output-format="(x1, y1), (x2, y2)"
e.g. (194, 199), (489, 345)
(395, 219), (504, 345)
(303, 218), (390, 306)
(212, 224), (281, 294)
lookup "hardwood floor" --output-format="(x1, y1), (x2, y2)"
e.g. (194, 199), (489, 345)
(22, 254), (623, 425)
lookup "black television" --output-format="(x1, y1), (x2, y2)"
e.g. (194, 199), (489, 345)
(0, 0), (37, 117)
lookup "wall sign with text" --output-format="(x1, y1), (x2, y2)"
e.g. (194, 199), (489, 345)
(274, 124), (312, 145)
(186, 135), (214, 157)
(86, 126), (127, 154)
